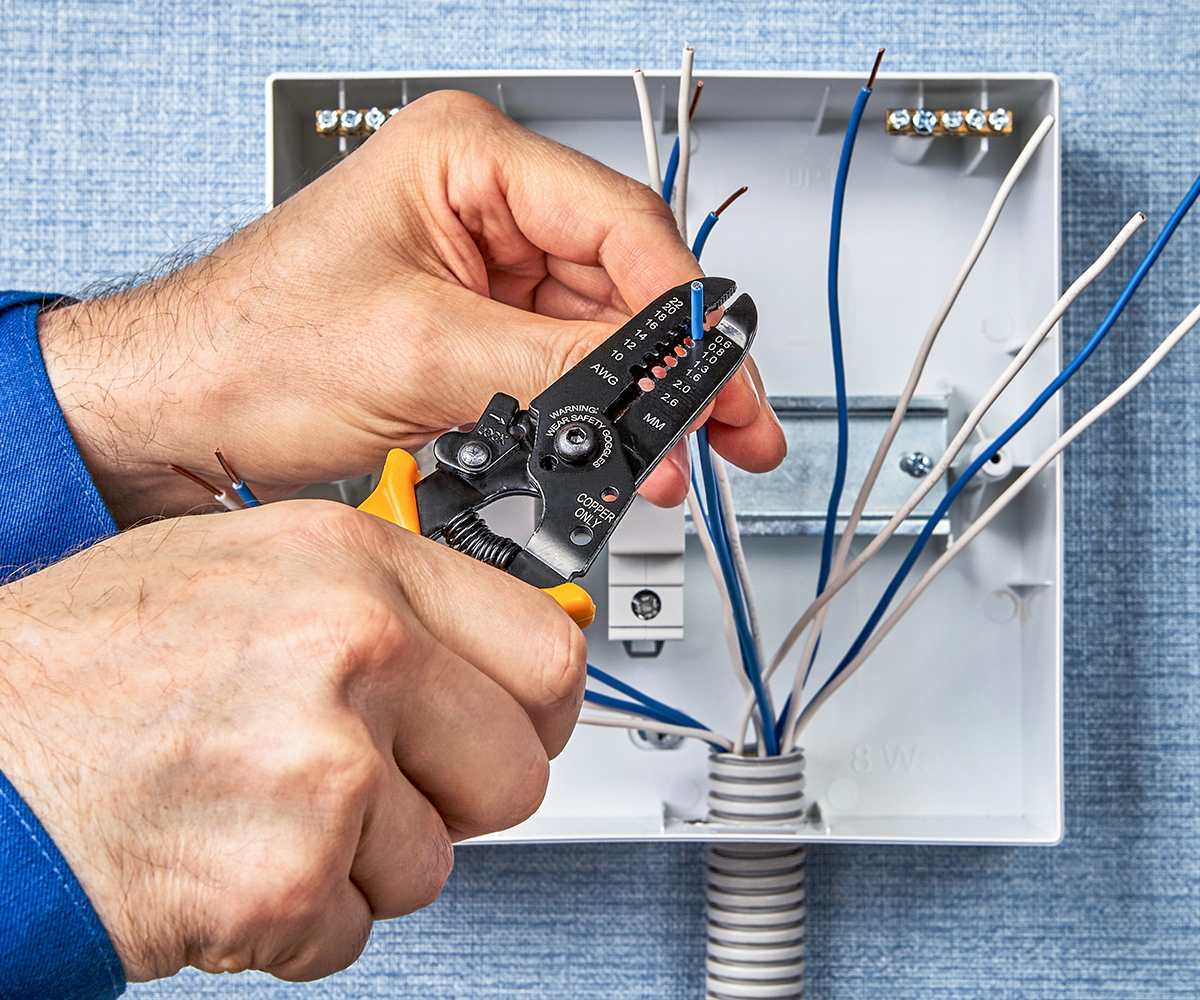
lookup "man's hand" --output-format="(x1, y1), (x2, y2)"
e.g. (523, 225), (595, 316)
(37, 90), (785, 528)
(0, 501), (584, 981)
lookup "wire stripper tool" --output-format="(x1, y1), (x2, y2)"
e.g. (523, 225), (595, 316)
(359, 277), (758, 628)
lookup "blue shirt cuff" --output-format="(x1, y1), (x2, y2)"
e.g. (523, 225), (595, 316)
(0, 765), (126, 999)
(0, 291), (117, 582)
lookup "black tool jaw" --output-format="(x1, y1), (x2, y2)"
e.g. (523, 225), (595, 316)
(521, 277), (756, 584)
(414, 279), (757, 589)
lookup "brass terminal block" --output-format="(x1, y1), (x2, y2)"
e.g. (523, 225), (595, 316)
(886, 107), (1014, 137)
(314, 107), (399, 137)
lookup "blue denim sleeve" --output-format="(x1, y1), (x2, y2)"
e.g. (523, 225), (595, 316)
(0, 291), (126, 998)
(0, 291), (117, 581)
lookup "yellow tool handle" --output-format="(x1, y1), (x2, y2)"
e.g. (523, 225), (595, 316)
(358, 449), (595, 629)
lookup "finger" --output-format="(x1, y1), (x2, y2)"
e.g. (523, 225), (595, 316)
(351, 761), (455, 918)
(637, 440), (691, 508)
(544, 256), (630, 314)
(379, 528), (586, 757)
(360, 278), (610, 428)
(262, 879), (373, 982)
(385, 637), (551, 841)
(706, 357), (787, 473)
(533, 274), (630, 324)
(710, 363), (763, 429)
(440, 93), (702, 311)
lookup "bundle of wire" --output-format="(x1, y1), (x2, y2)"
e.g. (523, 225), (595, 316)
(581, 46), (1200, 760)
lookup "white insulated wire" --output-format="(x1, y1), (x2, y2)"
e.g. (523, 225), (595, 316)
(578, 710), (735, 752)
(674, 45), (694, 243)
(688, 483), (747, 692)
(732, 208), (1144, 753)
(632, 69), (661, 194)
(789, 299), (1200, 745)
(787, 112), (1056, 689)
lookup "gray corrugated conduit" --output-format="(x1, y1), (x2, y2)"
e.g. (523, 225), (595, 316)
(706, 751), (807, 1000)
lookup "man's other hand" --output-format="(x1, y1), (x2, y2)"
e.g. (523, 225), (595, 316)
(0, 501), (585, 981)
(37, 90), (785, 527)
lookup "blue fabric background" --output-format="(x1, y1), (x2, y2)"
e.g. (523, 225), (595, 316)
(3, 1), (1198, 996)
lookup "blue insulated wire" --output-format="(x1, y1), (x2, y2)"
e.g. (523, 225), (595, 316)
(811, 167), (1200, 710)
(817, 80), (875, 600)
(689, 229), (776, 751)
(586, 665), (709, 731)
(661, 136), (680, 203)
(583, 688), (726, 752)
(696, 426), (779, 755)
(231, 482), (261, 507)
(692, 212), (719, 259)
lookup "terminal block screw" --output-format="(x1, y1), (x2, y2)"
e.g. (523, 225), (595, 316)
(965, 107), (987, 132)
(988, 107), (1012, 131)
(900, 451), (934, 477)
(631, 589), (662, 621)
(315, 109), (339, 133)
(941, 109), (964, 131)
(888, 108), (911, 131)
(457, 441), (491, 470)
(339, 109), (363, 132)
(364, 107), (387, 131)
(912, 109), (937, 135)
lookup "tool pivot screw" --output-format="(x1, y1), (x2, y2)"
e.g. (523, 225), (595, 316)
(457, 441), (491, 470)
(554, 422), (596, 464)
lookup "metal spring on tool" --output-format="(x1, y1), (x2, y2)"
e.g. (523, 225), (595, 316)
(442, 510), (522, 571)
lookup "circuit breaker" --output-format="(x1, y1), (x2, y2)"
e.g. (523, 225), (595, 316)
(607, 497), (685, 648)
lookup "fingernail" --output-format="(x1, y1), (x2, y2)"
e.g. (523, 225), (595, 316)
(670, 440), (691, 478)
(739, 366), (760, 410)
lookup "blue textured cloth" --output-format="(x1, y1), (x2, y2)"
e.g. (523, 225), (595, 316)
(0, 739), (125, 999)
(3, 2), (1200, 998)
(0, 292), (117, 582)
(0, 293), (124, 998)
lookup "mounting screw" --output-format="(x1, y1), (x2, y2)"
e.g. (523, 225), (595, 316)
(912, 109), (937, 135)
(899, 451), (934, 478)
(965, 107), (987, 132)
(457, 441), (491, 470)
(888, 108), (912, 131)
(554, 422), (596, 464)
(630, 729), (685, 751)
(631, 589), (662, 621)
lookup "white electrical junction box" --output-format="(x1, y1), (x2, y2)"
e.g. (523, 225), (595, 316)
(267, 70), (1063, 846)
